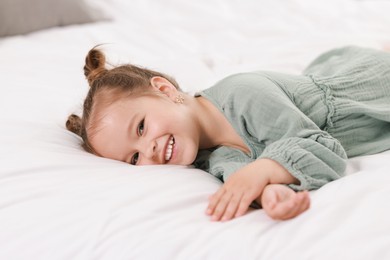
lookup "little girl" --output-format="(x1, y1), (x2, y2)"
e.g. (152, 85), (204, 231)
(67, 46), (390, 221)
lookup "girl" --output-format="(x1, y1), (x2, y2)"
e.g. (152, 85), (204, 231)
(66, 46), (390, 221)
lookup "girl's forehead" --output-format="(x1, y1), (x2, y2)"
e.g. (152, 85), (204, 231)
(88, 107), (128, 151)
(91, 91), (166, 129)
(100, 88), (160, 104)
(87, 99), (127, 137)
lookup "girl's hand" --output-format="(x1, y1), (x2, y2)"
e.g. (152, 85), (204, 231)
(206, 166), (270, 222)
(205, 159), (300, 222)
(260, 184), (310, 220)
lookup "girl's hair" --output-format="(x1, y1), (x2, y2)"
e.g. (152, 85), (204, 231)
(66, 46), (180, 154)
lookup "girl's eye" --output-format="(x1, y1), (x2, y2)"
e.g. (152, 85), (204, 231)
(130, 152), (139, 165)
(130, 119), (144, 165)
(137, 119), (144, 136)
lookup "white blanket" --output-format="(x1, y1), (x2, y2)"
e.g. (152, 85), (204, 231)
(1, 0), (390, 259)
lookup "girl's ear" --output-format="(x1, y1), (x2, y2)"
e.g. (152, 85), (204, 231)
(150, 76), (178, 100)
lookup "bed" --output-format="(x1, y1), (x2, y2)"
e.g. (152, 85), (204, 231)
(1, 0), (390, 259)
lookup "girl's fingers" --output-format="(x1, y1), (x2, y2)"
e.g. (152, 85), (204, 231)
(278, 197), (298, 220)
(206, 188), (225, 216)
(261, 187), (278, 210)
(280, 191), (310, 220)
(211, 192), (233, 221)
(207, 179), (267, 221)
(207, 189), (252, 221)
(266, 191), (304, 220)
(234, 193), (256, 218)
(297, 191), (310, 214)
(220, 193), (243, 221)
(288, 192), (306, 219)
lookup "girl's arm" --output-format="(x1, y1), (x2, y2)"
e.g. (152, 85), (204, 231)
(206, 158), (309, 221)
(204, 73), (346, 221)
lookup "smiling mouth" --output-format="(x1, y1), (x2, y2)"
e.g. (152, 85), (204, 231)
(165, 136), (175, 162)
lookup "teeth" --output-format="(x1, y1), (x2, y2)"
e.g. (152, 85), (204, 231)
(165, 136), (175, 161)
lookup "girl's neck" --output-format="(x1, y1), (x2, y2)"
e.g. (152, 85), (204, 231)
(192, 96), (250, 154)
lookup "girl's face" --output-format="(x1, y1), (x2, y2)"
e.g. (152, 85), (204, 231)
(89, 78), (200, 166)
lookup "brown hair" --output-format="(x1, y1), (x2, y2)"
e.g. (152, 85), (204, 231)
(66, 46), (180, 154)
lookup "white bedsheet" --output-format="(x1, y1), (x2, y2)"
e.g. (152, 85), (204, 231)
(1, 0), (390, 259)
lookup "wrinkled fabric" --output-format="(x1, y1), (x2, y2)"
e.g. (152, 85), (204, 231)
(194, 46), (390, 191)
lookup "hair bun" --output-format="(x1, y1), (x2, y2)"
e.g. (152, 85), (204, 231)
(66, 114), (82, 136)
(84, 47), (107, 85)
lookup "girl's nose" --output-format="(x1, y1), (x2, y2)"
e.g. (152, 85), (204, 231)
(142, 139), (158, 163)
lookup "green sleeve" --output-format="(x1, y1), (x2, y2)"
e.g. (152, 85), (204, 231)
(234, 74), (347, 191)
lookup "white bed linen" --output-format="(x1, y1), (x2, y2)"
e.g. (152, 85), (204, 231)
(1, 0), (390, 259)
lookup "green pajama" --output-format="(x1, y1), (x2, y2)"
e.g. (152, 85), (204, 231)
(194, 46), (390, 191)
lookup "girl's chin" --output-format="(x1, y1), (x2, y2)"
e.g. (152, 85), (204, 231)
(170, 139), (197, 165)
(171, 153), (196, 166)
